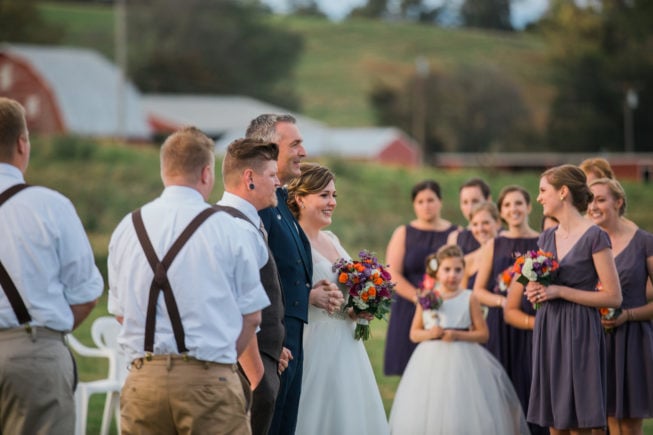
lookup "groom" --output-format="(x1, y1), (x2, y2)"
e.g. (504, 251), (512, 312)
(246, 114), (343, 435)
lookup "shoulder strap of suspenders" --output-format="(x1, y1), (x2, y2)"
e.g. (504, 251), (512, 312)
(0, 184), (32, 325)
(131, 206), (218, 354)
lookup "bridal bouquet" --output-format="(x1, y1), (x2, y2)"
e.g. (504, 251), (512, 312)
(513, 250), (559, 309)
(333, 250), (395, 341)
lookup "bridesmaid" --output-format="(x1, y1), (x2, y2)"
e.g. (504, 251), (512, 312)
(525, 164), (622, 434)
(383, 180), (457, 376)
(448, 178), (492, 254)
(472, 185), (540, 430)
(462, 201), (502, 290)
(588, 178), (653, 435)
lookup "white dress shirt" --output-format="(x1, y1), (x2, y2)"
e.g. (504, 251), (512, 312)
(108, 186), (270, 364)
(0, 163), (104, 331)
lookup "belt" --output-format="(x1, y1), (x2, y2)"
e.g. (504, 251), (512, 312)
(131, 354), (238, 372)
(0, 325), (66, 342)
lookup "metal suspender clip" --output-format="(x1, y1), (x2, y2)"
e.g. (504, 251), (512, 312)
(25, 323), (36, 342)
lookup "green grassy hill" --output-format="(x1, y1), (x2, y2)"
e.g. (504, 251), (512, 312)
(26, 136), (653, 433)
(38, 1), (553, 129)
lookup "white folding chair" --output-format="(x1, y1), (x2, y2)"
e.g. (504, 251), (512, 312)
(67, 316), (126, 435)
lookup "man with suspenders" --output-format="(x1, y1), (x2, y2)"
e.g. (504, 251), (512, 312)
(0, 97), (104, 434)
(108, 127), (270, 434)
(216, 138), (284, 435)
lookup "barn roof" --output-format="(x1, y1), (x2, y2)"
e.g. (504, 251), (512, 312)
(1, 43), (150, 138)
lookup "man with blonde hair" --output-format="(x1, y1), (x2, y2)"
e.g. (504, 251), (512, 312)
(108, 127), (270, 434)
(0, 97), (103, 434)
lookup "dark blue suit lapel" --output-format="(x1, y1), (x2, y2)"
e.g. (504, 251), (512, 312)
(276, 188), (312, 280)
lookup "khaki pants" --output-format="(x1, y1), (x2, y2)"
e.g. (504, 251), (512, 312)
(121, 355), (251, 435)
(0, 327), (75, 435)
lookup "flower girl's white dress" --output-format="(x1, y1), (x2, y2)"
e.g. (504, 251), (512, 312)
(295, 231), (389, 435)
(389, 290), (529, 435)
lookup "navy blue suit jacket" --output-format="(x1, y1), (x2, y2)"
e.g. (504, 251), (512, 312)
(259, 188), (313, 323)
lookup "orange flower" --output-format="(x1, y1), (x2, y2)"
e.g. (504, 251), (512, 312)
(339, 272), (348, 283)
(354, 263), (365, 272)
(599, 307), (610, 316)
(353, 277), (360, 284)
(361, 292), (369, 302)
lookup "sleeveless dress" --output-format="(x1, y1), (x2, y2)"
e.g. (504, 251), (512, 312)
(295, 231), (389, 435)
(528, 226), (611, 429)
(605, 228), (653, 419)
(481, 236), (546, 434)
(389, 290), (529, 435)
(383, 224), (457, 375)
(457, 228), (481, 255)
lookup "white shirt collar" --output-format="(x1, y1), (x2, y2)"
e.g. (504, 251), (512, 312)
(0, 163), (25, 182)
(218, 191), (261, 226)
(159, 185), (206, 203)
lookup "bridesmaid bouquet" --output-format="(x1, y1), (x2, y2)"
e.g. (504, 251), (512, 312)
(597, 282), (622, 332)
(513, 250), (559, 309)
(333, 250), (396, 340)
(495, 266), (515, 294)
(599, 307), (622, 333)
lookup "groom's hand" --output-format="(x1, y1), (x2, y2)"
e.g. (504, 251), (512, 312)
(278, 347), (293, 375)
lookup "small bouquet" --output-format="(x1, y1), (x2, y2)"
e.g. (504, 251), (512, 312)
(333, 250), (396, 341)
(417, 285), (443, 329)
(596, 282), (622, 332)
(513, 250), (559, 309)
(495, 266), (515, 294)
(599, 307), (623, 333)
(418, 288), (443, 311)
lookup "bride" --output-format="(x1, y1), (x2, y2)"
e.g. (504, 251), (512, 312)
(287, 163), (389, 435)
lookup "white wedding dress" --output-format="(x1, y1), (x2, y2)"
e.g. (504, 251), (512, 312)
(295, 231), (389, 435)
(389, 290), (529, 435)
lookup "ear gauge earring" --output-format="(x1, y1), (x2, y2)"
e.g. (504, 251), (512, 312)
(249, 183), (255, 190)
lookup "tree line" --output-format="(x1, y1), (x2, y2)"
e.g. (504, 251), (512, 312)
(1, 0), (651, 155)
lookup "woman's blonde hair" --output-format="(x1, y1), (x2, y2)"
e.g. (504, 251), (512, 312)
(589, 177), (627, 216)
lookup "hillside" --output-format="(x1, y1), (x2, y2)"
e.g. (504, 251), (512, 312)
(37, 2), (553, 128)
(25, 137), (653, 433)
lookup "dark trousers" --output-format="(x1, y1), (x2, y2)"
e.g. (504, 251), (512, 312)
(268, 317), (303, 435)
(251, 354), (281, 435)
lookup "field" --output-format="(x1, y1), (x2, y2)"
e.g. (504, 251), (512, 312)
(25, 136), (653, 433)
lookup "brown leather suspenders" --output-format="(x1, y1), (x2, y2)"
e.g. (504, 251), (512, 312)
(0, 183), (32, 325)
(131, 207), (218, 355)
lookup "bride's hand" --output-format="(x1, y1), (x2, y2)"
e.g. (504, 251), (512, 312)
(310, 279), (344, 314)
(348, 308), (373, 321)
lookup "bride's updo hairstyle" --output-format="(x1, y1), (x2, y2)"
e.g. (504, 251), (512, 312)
(424, 245), (464, 278)
(541, 164), (593, 213)
(287, 162), (335, 219)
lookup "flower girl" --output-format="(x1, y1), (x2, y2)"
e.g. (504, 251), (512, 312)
(389, 245), (529, 435)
